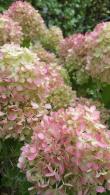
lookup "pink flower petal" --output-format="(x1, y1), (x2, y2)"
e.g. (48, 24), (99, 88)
(96, 186), (105, 193)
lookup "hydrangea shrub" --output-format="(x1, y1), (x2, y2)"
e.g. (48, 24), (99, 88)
(1, 1), (110, 195)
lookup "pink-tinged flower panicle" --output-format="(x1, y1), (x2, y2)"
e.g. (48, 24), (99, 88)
(0, 43), (64, 99)
(5, 1), (47, 42)
(60, 33), (85, 61)
(85, 22), (108, 50)
(0, 44), (65, 140)
(59, 33), (89, 85)
(75, 97), (110, 125)
(85, 22), (110, 83)
(18, 104), (110, 194)
(60, 22), (110, 84)
(0, 14), (23, 45)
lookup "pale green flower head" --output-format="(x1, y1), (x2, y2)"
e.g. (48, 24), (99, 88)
(0, 43), (38, 78)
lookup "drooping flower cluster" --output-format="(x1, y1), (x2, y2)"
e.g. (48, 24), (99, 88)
(0, 14), (23, 45)
(18, 104), (110, 194)
(5, 1), (47, 42)
(59, 33), (89, 85)
(85, 22), (110, 83)
(0, 43), (66, 139)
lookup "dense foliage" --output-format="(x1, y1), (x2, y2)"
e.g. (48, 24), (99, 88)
(1, 1), (110, 195)
(0, 0), (110, 35)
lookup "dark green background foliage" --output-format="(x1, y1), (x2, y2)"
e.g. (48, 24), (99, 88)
(0, 0), (14, 11)
(0, 139), (31, 194)
(0, 0), (110, 35)
(31, 0), (110, 35)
